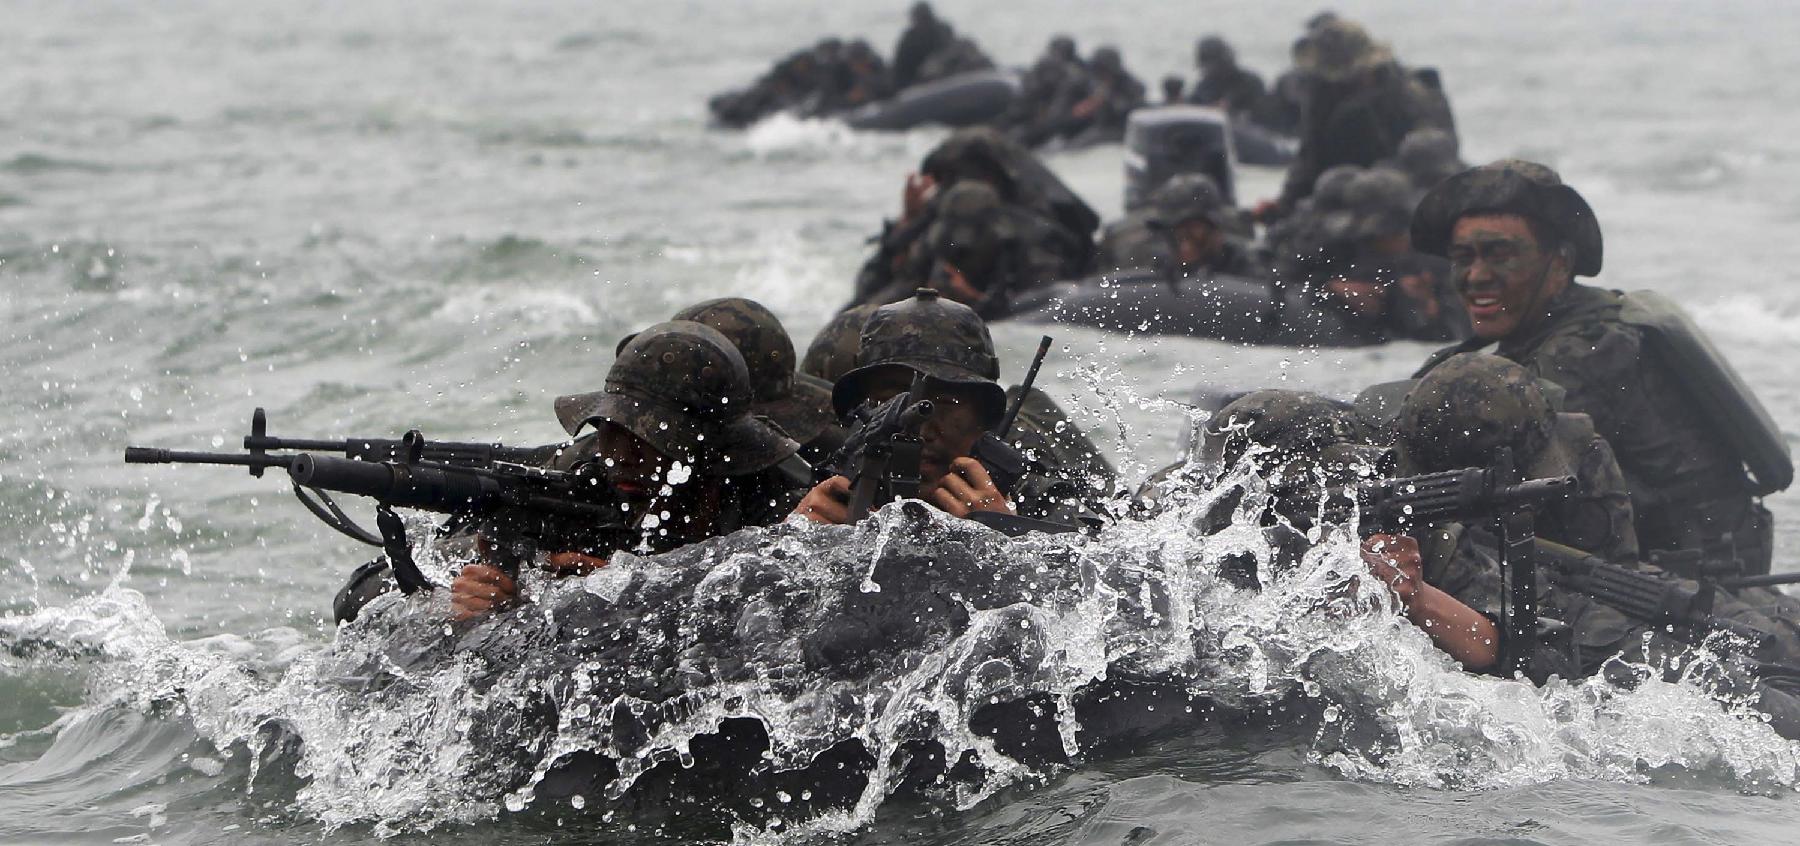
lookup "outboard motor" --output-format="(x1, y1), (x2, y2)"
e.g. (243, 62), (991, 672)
(1124, 106), (1235, 210)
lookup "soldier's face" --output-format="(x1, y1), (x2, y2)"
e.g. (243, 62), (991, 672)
(1174, 219), (1223, 266)
(1447, 214), (1569, 340)
(594, 421), (675, 502)
(853, 371), (990, 485)
(916, 389), (988, 486)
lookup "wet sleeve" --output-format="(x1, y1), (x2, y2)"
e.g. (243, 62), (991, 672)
(1574, 437), (1640, 561)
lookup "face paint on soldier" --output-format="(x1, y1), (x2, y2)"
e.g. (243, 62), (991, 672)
(1447, 214), (1571, 340)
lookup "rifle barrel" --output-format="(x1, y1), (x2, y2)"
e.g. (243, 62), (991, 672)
(125, 447), (293, 470)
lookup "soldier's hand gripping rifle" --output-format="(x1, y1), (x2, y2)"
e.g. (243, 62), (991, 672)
(1325, 449), (1578, 677)
(830, 386), (937, 523)
(125, 408), (628, 593)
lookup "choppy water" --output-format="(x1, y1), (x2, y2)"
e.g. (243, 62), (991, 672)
(3, 0), (1799, 843)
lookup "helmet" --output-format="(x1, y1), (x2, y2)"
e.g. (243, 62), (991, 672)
(1048, 35), (1077, 62)
(1395, 128), (1462, 191)
(553, 321), (799, 476)
(801, 304), (878, 385)
(1198, 389), (1373, 471)
(832, 289), (1007, 423)
(671, 297), (835, 444)
(1311, 164), (1364, 212)
(1144, 172), (1231, 230)
(926, 181), (1016, 268)
(1410, 159), (1603, 276)
(1332, 167), (1411, 241)
(1398, 352), (1554, 472)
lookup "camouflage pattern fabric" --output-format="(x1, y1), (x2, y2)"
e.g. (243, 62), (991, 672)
(672, 297), (837, 447)
(552, 320), (798, 476)
(801, 304), (878, 385)
(1415, 283), (1761, 572)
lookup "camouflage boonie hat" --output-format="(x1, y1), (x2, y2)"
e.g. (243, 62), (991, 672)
(1197, 389), (1375, 472)
(831, 288), (1007, 422)
(1293, 19), (1391, 82)
(1311, 165), (1364, 212)
(553, 321), (799, 476)
(927, 181), (1017, 266)
(1399, 352), (1554, 473)
(1410, 159), (1603, 276)
(801, 304), (878, 385)
(1331, 167), (1415, 241)
(671, 297), (835, 444)
(1145, 172), (1231, 230)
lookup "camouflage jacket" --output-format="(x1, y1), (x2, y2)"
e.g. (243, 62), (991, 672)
(1415, 283), (1753, 560)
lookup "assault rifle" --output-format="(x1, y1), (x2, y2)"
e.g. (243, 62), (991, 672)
(125, 408), (629, 592)
(1533, 539), (1773, 651)
(1316, 450), (1577, 677)
(829, 337), (1080, 537)
(833, 387), (936, 522)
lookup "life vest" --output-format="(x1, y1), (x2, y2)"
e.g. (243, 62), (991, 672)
(1617, 290), (1793, 496)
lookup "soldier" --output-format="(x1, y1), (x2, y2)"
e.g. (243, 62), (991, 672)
(1263, 19), (1454, 219)
(1066, 46), (1146, 142)
(1393, 353), (1638, 562)
(447, 321), (812, 620)
(849, 128), (1097, 312)
(796, 290), (1113, 525)
(1408, 159), (1782, 577)
(1299, 167), (1466, 341)
(1139, 388), (1385, 587)
(665, 298), (845, 466)
(1097, 173), (1262, 278)
(1000, 35), (1091, 148)
(891, 1), (955, 90)
(1187, 36), (1268, 120)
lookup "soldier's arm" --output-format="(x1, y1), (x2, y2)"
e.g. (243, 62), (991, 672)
(1364, 534), (1499, 672)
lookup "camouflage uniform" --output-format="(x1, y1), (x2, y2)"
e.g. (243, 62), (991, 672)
(1000, 36), (1091, 148)
(1396, 352), (1638, 563)
(1410, 162), (1771, 576)
(670, 297), (845, 465)
(831, 289), (1115, 518)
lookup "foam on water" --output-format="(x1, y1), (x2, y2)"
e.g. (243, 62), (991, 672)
(5, 460), (1795, 842)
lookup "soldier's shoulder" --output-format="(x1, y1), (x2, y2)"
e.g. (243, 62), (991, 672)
(1532, 314), (1643, 378)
